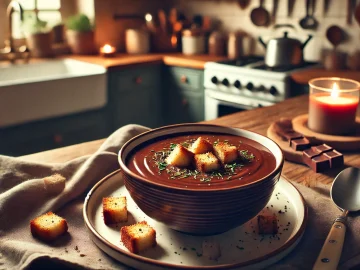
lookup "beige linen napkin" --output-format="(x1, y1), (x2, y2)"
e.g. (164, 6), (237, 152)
(0, 124), (150, 270)
(1, 123), (360, 270)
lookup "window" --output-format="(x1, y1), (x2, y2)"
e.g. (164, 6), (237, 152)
(12, 0), (61, 38)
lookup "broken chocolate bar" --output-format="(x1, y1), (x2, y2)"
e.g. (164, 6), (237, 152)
(311, 144), (333, 154)
(323, 150), (344, 168)
(302, 145), (344, 173)
(283, 131), (303, 141)
(290, 137), (311, 151)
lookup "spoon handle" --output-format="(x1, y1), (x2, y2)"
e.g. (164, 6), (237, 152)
(313, 219), (346, 270)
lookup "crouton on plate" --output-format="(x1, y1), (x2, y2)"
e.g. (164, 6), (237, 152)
(121, 221), (157, 254)
(190, 137), (213, 154)
(194, 152), (221, 173)
(213, 142), (238, 164)
(30, 212), (68, 241)
(165, 144), (194, 167)
(257, 214), (278, 234)
(103, 196), (128, 225)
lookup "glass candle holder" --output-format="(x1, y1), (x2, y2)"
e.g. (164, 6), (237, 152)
(308, 77), (360, 135)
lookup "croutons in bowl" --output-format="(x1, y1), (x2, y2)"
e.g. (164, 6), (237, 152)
(118, 124), (283, 235)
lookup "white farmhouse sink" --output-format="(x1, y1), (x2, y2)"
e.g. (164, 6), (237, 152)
(0, 59), (107, 128)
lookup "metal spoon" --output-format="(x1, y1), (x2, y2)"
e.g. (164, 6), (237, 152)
(299, 0), (318, 30)
(313, 167), (360, 270)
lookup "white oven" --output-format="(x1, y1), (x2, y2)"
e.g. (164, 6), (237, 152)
(204, 89), (275, 120)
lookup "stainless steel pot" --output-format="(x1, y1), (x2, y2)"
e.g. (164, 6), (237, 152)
(259, 31), (312, 68)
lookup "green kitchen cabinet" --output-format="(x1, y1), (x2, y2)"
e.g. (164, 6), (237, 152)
(163, 66), (205, 125)
(108, 65), (163, 130)
(0, 109), (110, 157)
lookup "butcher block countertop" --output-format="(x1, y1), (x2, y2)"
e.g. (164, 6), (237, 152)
(67, 53), (228, 70)
(291, 68), (360, 85)
(21, 94), (360, 187)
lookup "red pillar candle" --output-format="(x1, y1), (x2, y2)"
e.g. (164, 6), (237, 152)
(308, 79), (360, 135)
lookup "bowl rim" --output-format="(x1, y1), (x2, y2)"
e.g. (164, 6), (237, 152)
(118, 123), (284, 192)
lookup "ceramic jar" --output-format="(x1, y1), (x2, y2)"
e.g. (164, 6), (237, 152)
(125, 29), (150, 54)
(182, 28), (205, 55)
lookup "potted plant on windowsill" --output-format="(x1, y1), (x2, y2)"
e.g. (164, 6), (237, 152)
(23, 15), (54, 58)
(65, 14), (96, 55)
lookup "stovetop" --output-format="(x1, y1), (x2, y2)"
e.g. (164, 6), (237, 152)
(217, 56), (318, 73)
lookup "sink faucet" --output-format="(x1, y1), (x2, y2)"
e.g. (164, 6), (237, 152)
(0, 0), (30, 62)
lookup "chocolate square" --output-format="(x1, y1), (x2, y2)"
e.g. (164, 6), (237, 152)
(323, 150), (344, 168)
(303, 148), (320, 159)
(291, 137), (310, 151)
(312, 154), (331, 173)
(312, 144), (333, 154)
(283, 131), (303, 141)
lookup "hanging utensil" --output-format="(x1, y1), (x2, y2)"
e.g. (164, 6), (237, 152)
(271, 0), (279, 24)
(355, 3), (360, 26)
(313, 167), (360, 270)
(323, 0), (331, 15)
(250, 0), (270, 27)
(237, 0), (250, 10)
(347, 0), (356, 25)
(299, 0), (318, 30)
(287, 0), (295, 17)
(326, 25), (345, 48)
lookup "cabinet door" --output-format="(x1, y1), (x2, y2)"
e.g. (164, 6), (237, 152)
(164, 88), (204, 124)
(111, 86), (161, 129)
(109, 65), (162, 130)
(163, 66), (204, 125)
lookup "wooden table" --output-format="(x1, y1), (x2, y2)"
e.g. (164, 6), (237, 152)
(21, 94), (360, 186)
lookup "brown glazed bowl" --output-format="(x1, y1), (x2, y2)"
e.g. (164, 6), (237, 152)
(118, 124), (284, 235)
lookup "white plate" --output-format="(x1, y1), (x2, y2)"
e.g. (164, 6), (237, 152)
(83, 170), (307, 270)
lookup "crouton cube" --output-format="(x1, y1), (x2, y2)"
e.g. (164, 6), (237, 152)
(257, 214), (278, 234)
(190, 137), (213, 154)
(213, 142), (238, 164)
(121, 221), (157, 254)
(165, 144), (194, 168)
(194, 152), (221, 173)
(103, 196), (128, 225)
(202, 240), (221, 260)
(30, 212), (68, 241)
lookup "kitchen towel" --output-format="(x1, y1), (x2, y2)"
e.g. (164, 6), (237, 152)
(0, 124), (359, 270)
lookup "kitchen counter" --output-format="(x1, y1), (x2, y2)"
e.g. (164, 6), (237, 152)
(21, 94), (360, 186)
(291, 68), (360, 85)
(67, 53), (228, 70)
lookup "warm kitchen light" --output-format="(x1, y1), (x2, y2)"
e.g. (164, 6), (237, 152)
(100, 44), (116, 57)
(308, 78), (360, 135)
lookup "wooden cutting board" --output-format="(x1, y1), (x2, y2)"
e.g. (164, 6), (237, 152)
(292, 114), (360, 151)
(267, 122), (304, 164)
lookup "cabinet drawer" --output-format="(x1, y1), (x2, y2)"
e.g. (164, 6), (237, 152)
(0, 110), (110, 156)
(110, 65), (161, 92)
(167, 66), (204, 91)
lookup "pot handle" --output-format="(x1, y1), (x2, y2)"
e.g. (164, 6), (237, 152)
(301, 35), (313, 50)
(258, 36), (267, 49)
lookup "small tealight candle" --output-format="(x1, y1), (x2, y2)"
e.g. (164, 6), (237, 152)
(100, 44), (116, 57)
(308, 77), (360, 135)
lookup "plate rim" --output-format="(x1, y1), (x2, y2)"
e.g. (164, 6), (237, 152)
(83, 169), (308, 269)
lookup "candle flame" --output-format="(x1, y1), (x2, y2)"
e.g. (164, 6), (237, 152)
(331, 83), (339, 98)
(103, 44), (113, 53)
(145, 13), (152, 22)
